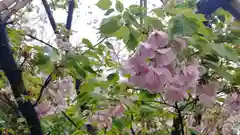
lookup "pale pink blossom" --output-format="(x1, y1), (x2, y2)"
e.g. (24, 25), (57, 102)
(108, 104), (125, 117)
(58, 76), (74, 91)
(197, 82), (220, 97)
(34, 102), (53, 117)
(147, 31), (168, 49)
(89, 104), (125, 129)
(172, 38), (187, 51)
(224, 92), (240, 113)
(56, 39), (72, 52)
(182, 64), (200, 87)
(165, 82), (188, 103)
(155, 48), (176, 67)
(89, 112), (112, 129)
(124, 55), (149, 75)
(129, 67), (172, 93)
(196, 82), (220, 106)
(198, 94), (215, 106)
(222, 123), (233, 135)
(136, 44), (154, 59)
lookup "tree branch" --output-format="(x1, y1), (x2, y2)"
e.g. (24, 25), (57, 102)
(23, 33), (57, 50)
(33, 71), (54, 106)
(0, 21), (42, 134)
(61, 111), (77, 128)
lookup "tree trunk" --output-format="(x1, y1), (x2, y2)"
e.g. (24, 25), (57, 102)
(0, 21), (43, 135)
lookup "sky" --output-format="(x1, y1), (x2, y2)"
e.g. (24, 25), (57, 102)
(23, 0), (162, 47)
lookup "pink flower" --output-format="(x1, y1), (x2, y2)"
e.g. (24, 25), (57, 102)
(182, 64), (200, 87)
(165, 82), (188, 103)
(89, 112), (112, 129)
(224, 92), (240, 113)
(196, 82), (220, 106)
(197, 82), (220, 97)
(144, 68), (172, 93)
(57, 76), (74, 92)
(222, 123), (233, 135)
(124, 55), (149, 75)
(108, 104), (125, 117)
(155, 48), (176, 67)
(136, 44), (154, 59)
(147, 31), (168, 50)
(172, 38), (187, 51)
(198, 94), (215, 106)
(35, 102), (52, 117)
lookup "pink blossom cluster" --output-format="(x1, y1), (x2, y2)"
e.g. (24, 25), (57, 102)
(224, 92), (240, 114)
(88, 104), (125, 129)
(34, 76), (76, 117)
(122, 30), (219, 104)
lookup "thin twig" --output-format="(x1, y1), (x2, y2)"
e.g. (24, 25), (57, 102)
(61, 111), (77, 128)
(180, 98), (198, 111)
(24, 34), (57, 50)
(33, 71), (54, 106)
(130, 115), (136, 135)
(20, 57), (28, 67)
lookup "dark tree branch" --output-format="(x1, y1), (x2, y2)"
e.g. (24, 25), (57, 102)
(33, 71), (54, 106)
(23, 33), (57, 50)
(0, 21), (42, 134)
(20, 56), (28, 68)
(61, 111), (77, 128)
(171, 103), (184, 135)
(130, 115), (136, 135)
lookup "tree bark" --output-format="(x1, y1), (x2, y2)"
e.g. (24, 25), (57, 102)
(0, 21), (43, 135)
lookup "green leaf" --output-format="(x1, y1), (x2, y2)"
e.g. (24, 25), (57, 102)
(123, 10), (140, 28)
(113, 26), (130, 40)
(115, 0), (124, 12)
(84, 65), (97, 74)
(100, 18), (121, 35)
(129, 4), (146, 17)
(104, 8), (114, 15)
(152, 8), (165, 18)
(82, 38), (93, 49)
(125, 32), (139, 50)
(217, 97), (225, 103)
(168, 14), (198, 40)
(209, 43), (238, 61)
(112, 118), (124, 130)
(217, 68), (233, 81)
(144, 16), (164, 30)
(96, 0), (112, 10)
(34, 52), (50, 65)
(234, 69), (240, 85)
(107, 73), (119, 82)
(188, 128), (200, 135)
(17, 118), (26, 123)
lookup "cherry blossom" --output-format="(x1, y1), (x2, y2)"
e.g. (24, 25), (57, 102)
(196, 81), (220, 106)
(56, 38), (73, 52)
(34, 101), (54, 118)
(89, 112), (112, 129)
(108, 104), (125, 117)
(224, 92), (240, 113)
(35, 76), (76, 117)
(154, 48), (176, 67)
(147, 31), (168, 50)
(88, 104), (125, 129)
